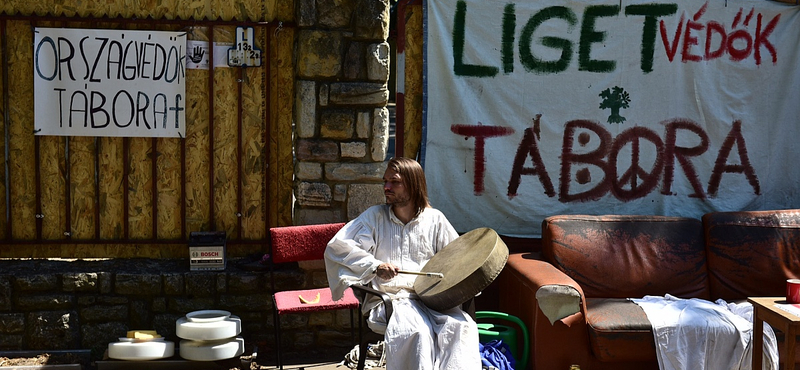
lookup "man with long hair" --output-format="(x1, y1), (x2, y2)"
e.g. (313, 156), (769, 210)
(325, 157), (480, 370)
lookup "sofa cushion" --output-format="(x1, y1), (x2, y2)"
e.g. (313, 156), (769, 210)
(704, 210), (800, 300)
(585, 298), (656, 362)
(543, 215), (710, 299)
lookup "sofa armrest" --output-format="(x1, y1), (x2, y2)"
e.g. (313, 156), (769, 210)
(500, 253), (593, 370)
(536, 283), (581, 324)
(505, 255), (585, 323)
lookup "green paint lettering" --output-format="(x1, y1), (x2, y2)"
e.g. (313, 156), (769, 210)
(625, 4), (678, 73)
(520, 6), (577, 74)
(579, 5), (619, 73)
(453, 0), (499, 77)
(502, 3), (516, 74)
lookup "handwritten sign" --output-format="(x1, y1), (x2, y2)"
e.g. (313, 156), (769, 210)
(33, 28), (186, 138)
(423, 0), (800, 237)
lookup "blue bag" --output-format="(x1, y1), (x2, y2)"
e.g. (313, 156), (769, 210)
(479, 339), (516, 370)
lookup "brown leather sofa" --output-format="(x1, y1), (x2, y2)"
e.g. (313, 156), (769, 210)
(496, 210), (800, 370)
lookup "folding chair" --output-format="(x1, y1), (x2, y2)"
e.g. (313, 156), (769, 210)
(268, 222), (360, 370)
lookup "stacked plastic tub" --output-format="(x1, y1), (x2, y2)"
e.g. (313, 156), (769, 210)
(107, 330), (175, 361)
(176, 310), (245, 361)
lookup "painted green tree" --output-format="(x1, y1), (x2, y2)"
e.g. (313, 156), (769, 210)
(599, 86), (631, 124)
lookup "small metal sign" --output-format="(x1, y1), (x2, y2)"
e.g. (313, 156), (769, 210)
(228, 26), (262, 67)
(189, 231), (227, 271)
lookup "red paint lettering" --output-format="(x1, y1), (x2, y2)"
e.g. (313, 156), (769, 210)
(707, 120), (760, 196)
(662, 119), (709, 198)
(659, 4), (780, 65)
(451, 123), (515, 195)
(559, 120), (612, 202)
(508, 115), (555, 198)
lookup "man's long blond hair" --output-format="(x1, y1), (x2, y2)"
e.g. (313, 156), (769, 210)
(387, 157), (430, 214)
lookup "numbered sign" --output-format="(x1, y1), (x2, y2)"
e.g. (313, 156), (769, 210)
(228, 26), (262, 67)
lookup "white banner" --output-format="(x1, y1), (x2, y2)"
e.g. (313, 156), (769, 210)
(424, 0), (800, 237)
(33, 28), (186, 138)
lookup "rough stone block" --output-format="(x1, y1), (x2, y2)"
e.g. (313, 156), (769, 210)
(317, 329), (353, 348)
(329, 82), (388, 106)
(326, 163), (385, 182)
(354, 0), (390, 40)
(81, 321), (127, 352)
(15, 274), (58, 292)
(291, 329), (315, 348)
(78, 295), (128, 306)
(152, 297), (167, 312)
(277, 313), (308, 330)
(153, 313), (183, 338)
(344, 42), (366, 80)
(296, 0), (316, 26)
(341, 142), (367, 158)
(371, 107), (390, 161)
(319, 83), (329, 106)
(168, 297), (216, 314)
(294, 208), (345, 226)
(334, 184), (347, 202)
(185, 272), (215, 297)
(308, 311), (334, 326)
(318, 0), (355, 28)
(163, 273), (184, 295)
(297, 30), (342, 78)
(296, 139), (339, 162)
(295, 161), (323, 181)
(296, 80), (316, 138)
(356, 111), (370, 138)
(298, 260), (324, 271)
(98, 272), (113, 294)
(216, 272), (227, 293)
(311, 271), (328, 287)
(0, 313), (25, 333)
(0, 278), (11, 311)
(79, 304), (128, 322)
(115, 273), (161, 295)
(320, 110), (355, 139)
(0, 334), (22, 349)
(227, 273), (265, 293)
(130, 299), (151, 328)
(335, 309), (355, 328)
(367, 42), (390, 82)
(26, 311), (79, 350)
(219, 293), (272, 312)
(16, 295), (74, 311)
(62, 272), (98, 293)
(297, 182), (333, 207)
(347, 184), (385, 220)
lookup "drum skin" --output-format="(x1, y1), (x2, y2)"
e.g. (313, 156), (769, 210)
(415, 228), (509, 311)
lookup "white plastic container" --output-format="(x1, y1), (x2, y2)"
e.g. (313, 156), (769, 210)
(175, 314), (241, 341)
(179, 337), (245, 361)
(108, 340), (175, 361)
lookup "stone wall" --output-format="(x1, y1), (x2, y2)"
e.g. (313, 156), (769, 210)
(0, 258), (347, 361)
(292, 0), (392, 225)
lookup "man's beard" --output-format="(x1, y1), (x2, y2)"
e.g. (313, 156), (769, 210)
(385, 192), (411, 207)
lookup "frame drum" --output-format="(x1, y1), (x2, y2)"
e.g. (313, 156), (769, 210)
(414, 228), (508, 311)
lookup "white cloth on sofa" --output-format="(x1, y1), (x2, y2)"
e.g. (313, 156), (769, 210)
(631, 295), (778, 370)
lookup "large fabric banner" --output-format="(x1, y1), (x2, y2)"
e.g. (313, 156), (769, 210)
(33, 28), (186, 138)
(424, 0), (800, 237)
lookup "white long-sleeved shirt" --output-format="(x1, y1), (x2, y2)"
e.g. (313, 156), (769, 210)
(324, 204), (459, 310)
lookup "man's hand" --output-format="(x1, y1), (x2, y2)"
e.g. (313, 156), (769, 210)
(375, 263), (399, 280)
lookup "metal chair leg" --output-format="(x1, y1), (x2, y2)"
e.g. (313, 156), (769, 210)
(274, 306), (282, 370)
(357, 316), (367, 370)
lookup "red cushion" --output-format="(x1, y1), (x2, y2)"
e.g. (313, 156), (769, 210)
(273, 287), (359, 314)
(270, 223), (346, 263)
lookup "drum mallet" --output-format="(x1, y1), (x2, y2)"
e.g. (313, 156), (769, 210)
(397, 270), (444, 279)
